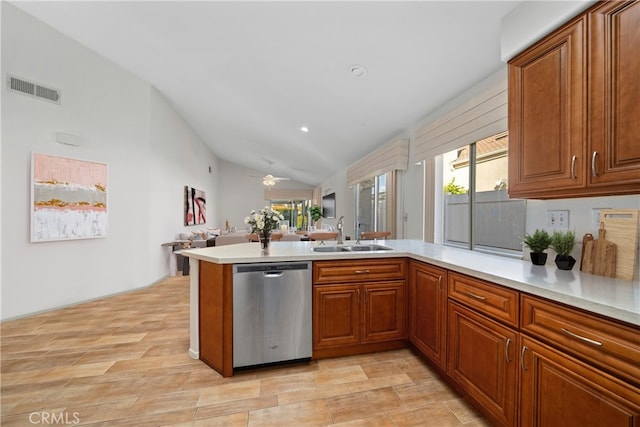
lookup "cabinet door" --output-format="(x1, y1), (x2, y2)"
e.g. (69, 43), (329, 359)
(448, 301), (518, 427)
(508, 17), (586, 198)
(361, 281), (406, 343)
(313, 284), (360, 349)
(589, 0), (640, 188)
(409, 261), (447, 370)
(520, 336), (640, 427)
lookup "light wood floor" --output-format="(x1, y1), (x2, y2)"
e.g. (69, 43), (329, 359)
(1, 275), (491, 426)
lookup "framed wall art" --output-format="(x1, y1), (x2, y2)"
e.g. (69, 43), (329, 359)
(184, 185), (206, 226)
(31, 152), (108, 242)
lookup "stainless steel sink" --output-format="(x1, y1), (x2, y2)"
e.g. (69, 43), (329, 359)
(312, 246), (346, 252)
(343, 244), (393, 252)
(312, 244), (393, 253)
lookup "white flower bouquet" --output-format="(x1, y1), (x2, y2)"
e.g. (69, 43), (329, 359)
(244, 206), (284, 240)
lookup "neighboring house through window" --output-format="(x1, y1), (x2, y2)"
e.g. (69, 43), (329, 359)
(439, 132), (526, 254)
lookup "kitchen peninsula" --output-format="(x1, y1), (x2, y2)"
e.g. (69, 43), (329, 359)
(184, 240), (640, 427)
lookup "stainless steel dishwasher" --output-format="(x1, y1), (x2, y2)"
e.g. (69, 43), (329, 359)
(232, 261), (312, 368)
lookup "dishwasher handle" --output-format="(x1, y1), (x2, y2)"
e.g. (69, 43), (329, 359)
(263, 271), (285, 278)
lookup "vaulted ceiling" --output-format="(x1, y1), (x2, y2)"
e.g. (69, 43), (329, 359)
(12, 1), (520, 185)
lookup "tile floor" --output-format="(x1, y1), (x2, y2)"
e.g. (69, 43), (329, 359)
(1, 275), (491, 426)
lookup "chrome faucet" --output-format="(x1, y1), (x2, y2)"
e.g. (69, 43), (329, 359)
(336, 216), (344, 244)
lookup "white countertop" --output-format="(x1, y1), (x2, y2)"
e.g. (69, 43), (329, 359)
(183, 239), (640, 326)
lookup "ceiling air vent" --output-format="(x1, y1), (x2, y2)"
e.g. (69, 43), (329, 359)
(7, 74), (60, 104)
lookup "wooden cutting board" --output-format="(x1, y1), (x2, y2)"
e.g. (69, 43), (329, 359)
(580, 226), (616, 278)
(580, 233), (593, 271)
(599, 209), (639, 281)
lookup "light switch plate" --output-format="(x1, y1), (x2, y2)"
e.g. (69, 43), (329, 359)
(547, 210), (569, 229)
(591, 208), (610, 230)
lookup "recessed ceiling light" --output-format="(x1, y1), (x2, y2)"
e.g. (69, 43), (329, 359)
(349, 65), (367, 79)
(300, 126), (309, 133)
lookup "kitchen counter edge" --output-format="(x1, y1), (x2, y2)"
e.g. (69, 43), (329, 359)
(182, 240), (640, 327)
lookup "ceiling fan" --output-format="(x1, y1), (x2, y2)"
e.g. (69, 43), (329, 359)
(262, 174), (289, 187)
(251, 160), (290, 187)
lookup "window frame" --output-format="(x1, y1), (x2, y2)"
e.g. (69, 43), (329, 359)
(435, 134), (526, 258)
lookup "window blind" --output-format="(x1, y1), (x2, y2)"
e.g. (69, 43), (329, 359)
(347, 137), (409, 187)
(264, 189), (313, 201)
(412, 68), (507, 163)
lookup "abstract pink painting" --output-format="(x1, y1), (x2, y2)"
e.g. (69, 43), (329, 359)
(184, 186), (206, 226)
(31, 153), (108, 242)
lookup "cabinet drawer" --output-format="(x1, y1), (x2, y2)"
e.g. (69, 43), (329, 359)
(313, 259), (406, 284)
(448, 272), (519, 327)
(521, 294), (640, 386)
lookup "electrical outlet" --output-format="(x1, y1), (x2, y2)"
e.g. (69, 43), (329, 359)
(546, 210), (569, 229)
(591, 208), (610, 230)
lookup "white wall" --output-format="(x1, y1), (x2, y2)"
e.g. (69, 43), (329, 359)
(216, 159), (314, 231)
(500, 0), (596, 61)
(1, 3), (217, 320)
(525, 195), (640, 268)
(402, 152), (426, 240)
(148, 89), (219, 275)
(318, 169), (354, 238)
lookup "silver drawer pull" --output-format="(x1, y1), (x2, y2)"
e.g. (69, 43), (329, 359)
(355, 270), (370, 274)
(505, 338), (512, 363)
(466, 291), (486, 301)
(561, 328), (603, 347)
(521, 345), (528, 371)
(571, 155), (577, 179)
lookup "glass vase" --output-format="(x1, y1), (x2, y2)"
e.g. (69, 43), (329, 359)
(259, 234), (271, 254)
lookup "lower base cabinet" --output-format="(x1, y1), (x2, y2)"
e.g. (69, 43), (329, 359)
(520, 336), (640, 427)
(448, 301), (519, 427)
(313, 284), (360, 349)
(313, 280), (406, 356)
(406, 262), (640, 427)
(408, 261), (447, 370)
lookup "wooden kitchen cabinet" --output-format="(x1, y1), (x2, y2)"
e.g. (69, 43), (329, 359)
(313, 259), (407, 358)
(508, 0), (640, 199)
(408, 261), (447, 370)
(198, 261), (234, 377)
(448, 301), (519, 427)
(361, 281), (406, 343)
(448, 272), (519, 328)
(313, 284), (360, 349)
(521, 294), (640, 387)
(520, 335), (640, 427)
(588, 0), (640, 189)
(313, 258), (405, 284)
(508, 16), (586, 198)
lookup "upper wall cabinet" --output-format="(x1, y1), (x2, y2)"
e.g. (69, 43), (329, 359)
(508, 0), (640, 199)
(589, 1), (640, 188)
(508, 16), (586, 197)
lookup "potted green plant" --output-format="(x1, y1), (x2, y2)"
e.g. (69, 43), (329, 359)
(523, 229), (552, 265)
(550, 230), (576, 270)
(309, 205), (322, 225)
